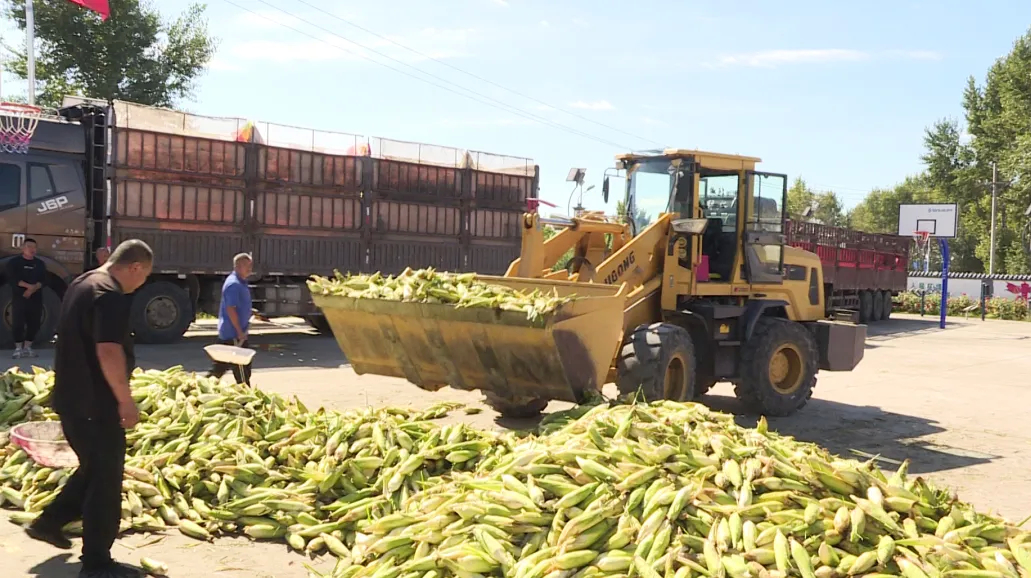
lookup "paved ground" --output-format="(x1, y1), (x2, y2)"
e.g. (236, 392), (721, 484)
(2, 313), (1031, 577)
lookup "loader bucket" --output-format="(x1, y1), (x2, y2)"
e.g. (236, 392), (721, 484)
(313, 276), (627, 404)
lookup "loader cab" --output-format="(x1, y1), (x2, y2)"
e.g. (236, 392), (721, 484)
(615, 149), (789, 289)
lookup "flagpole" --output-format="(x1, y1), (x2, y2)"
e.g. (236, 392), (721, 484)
(25, 0), (34, 105)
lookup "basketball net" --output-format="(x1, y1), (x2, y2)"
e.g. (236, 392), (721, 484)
(0, 102), (42, 154)
(914, 231), (932, 273)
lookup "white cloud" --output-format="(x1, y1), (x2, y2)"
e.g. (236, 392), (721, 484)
(206, 57), (243, 72)
(221, 28), (477, 67)
(491, 0), (509, 6)
(709, 48), (943, 68)
(569, 100), (615, 111)
(539, 20), (549, 27)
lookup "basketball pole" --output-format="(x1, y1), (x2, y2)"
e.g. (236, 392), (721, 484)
(939, 238), (950, 330)
(25, 0), (35, 106)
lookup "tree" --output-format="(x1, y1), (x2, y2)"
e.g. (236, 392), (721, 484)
(787, 177), (845, 226)
(615, 199), (650, 232)
(3, 0), (217, 108)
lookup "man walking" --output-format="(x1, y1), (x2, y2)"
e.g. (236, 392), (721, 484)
(208, 252), (254, 385)
(24, 239), (153, 578)
(6, 237), (47, 358)
(91, 246), (110, 270)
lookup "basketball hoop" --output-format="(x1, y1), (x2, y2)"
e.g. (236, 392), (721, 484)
(0, 102), (42, 154)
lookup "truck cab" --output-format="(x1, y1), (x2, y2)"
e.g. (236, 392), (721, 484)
(0, 108), (103, 347)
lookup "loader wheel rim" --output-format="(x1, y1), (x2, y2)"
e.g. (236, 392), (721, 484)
(768, 344), (804, 395)
(663, 354), (688, 400)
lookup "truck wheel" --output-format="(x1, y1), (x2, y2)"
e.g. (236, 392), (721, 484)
(881, 291), (893, 320)
(131, 281), (193, 344)
(0, 286), (61, 348)
(858, 291), (873, 323)
(305, 315), (333, 335)
(483, 392), (548, 419)
(871, 291), (885, 322)
(617, 322), (697, 402)
(734, 317), (818, 417)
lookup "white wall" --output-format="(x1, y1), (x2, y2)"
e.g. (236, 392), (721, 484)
(907, 275), (1031, 300)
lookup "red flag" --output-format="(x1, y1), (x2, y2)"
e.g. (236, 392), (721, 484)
(67, 0), (110, 20)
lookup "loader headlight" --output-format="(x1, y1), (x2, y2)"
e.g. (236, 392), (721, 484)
(671, 218), (708, 235)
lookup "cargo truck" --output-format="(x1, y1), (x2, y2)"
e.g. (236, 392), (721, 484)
(786, 219), (909, 323)
(0, 99), (537, 346)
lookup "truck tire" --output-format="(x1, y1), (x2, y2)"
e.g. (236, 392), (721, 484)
(305, 315), (333, 335)
(131, 281), (193, 344)
(483, 392), (549, 419)
(0, 286), (61, 349)
(734, 317), (818, 417)
(617, 322), (697, 403)
(858, 290), (874, 323)
(881, 291), (893, 320)
(871, 291), (885, 322)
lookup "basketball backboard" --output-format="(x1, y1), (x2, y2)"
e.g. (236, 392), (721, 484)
(898, 203), (958, 237)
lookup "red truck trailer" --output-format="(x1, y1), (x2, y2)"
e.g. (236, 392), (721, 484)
(786, 219), (910, 323)
(0, 99), (537, 346)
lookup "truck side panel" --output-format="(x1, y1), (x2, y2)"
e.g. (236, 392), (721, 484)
(786, 220), (910, 312)
(253, 145), (364, 276)
(110, 128), (249, 274)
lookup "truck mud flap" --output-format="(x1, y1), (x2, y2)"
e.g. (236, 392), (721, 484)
(809, 319), (866, 371)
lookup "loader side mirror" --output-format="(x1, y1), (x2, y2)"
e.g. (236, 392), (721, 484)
(602, 177), (610, 203)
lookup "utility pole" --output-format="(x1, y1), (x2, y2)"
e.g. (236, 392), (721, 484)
(989, 162), (998, 275)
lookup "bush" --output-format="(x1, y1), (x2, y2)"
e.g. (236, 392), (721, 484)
(894, 291), (1030, 321)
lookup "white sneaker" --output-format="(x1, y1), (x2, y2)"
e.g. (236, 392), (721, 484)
(23, 347), (36, 358)
(11, 348), (23, 359)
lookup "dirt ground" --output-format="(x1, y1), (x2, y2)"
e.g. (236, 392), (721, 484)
(3, 313), (1031, 577)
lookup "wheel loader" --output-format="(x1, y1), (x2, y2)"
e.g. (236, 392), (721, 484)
(314, 149), (866, 418)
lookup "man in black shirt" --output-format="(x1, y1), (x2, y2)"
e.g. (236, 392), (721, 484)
(25, 239), (153, 578)
(6, 237), (47, 358)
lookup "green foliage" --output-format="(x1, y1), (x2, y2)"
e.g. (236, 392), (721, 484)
(2, 0), (217, 108)
(615, 199), (650, 231)
(786, 177), (845, 226)
(894, 291), (1030, 320)
(847, 27), (1031, 274)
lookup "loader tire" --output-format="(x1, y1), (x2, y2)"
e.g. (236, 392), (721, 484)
(858, 290), (874, 323)
(483, 392), (549, 419)
(734, 317), (818, 417)
(617, 323), (697, 403)
(881, 291), (894, 320)
(871, 291), (885, 322)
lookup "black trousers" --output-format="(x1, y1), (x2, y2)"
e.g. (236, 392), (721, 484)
(36, 415), (126, 571)
(207, 338), (252, 385)
(11, 296), (42, 343)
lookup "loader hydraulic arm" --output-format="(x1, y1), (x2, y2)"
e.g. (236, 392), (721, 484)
(506, 213), (629, 280)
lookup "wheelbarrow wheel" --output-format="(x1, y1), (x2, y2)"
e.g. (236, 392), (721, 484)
(483, 392), (548, 419)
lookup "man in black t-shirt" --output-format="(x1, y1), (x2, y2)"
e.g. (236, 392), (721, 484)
(24, 239), (153, 578)
(6, 237), (47, 358)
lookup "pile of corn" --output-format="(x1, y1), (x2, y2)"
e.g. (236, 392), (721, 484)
(0, 366), (510, 553)
(3, 368), (1030, 578)
(308, 267), (577, 321)
(348, 402), (1029, 578)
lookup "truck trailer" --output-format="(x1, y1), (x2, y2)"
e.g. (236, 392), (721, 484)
(0, 99), (537, 346)
(786, 219), (910, 323)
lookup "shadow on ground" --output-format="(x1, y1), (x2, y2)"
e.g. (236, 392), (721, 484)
(701, 394), (996, 475)
(27, 553), (78, 577)
(866, 316), (953, 341)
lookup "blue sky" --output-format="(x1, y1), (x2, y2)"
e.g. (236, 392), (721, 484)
(6, 0), (1031, 216)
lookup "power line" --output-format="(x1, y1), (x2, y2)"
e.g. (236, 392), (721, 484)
(220, 0), (635, 150)
(289, 0), (666, 148)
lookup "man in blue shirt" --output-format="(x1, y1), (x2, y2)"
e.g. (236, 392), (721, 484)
(208, 252), (254, 385)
